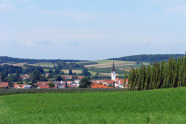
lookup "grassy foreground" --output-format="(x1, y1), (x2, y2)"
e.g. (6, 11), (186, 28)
(0, 88), (186, 124)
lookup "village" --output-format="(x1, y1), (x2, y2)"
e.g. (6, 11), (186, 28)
(0, 62), (128, 89)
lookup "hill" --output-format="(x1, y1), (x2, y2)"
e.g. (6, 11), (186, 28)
(0, 87), (186, 124)
(0, 56), (86, 64)
(108, 54), (185, 63)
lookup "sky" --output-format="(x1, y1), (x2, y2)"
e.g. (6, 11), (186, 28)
(0, 0), (186, 60)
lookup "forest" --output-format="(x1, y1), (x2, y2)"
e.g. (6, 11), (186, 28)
(109, 54), (185, 63)
(127, 57), (186, 91)
(0, 56), (85, 64)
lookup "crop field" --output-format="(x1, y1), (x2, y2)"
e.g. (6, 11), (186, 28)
(32, 62), (54, 67)
(0, 88), (186, 124)
(84, 60), (136, 68)
(61, 69), (82, 74)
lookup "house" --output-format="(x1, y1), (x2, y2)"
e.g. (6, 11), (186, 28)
(24, 85), (34, 89)
(91, 85), (108, 88)
(21, 74), (30, 81)
(37, 85), (49, 89)
(0, 82), (9, 88)
(68, 83), (78, 88)
(58, 86), (66, 89)
(46, 73), (50, 77)
(77, 76), (85, 79)
(62, 75), (75, 80)
(14, 83), (28, 89)
(37, 81), (53, 85)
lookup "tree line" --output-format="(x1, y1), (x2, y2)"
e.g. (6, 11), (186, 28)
(0, 56), (86, 64)
(128, 57), (186, 91)
(109, 54), (185, 63)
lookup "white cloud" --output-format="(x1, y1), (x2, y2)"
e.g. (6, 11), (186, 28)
(42, 10), (93, 22)
(0, 3), (15, 11)
(25, 40), (34, 46)
(66, 40), (80, 47)
(144, 38), (149, 44)
(108, 15), (125, 22)
(26, 5), (36, 9)
(165, 5), (186, 15)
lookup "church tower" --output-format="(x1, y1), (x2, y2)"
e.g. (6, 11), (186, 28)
(111, 62), (116, 81)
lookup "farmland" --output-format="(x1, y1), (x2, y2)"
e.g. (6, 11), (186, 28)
(0, 87), (186, 124)
(0, 59), (147, 78)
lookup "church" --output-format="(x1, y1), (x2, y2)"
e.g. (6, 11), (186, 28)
(111, 62), (128, 88)
(111, 62), (116, 81)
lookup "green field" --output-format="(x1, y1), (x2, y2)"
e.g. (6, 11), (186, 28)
(1, 88), (186, 124)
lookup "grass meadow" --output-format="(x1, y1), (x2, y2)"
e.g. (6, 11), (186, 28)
(0, 88), (186, 124)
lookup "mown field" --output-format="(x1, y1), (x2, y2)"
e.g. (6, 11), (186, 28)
(0, 88), (186, 124)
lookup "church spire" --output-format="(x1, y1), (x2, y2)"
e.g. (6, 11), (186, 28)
(112, 62), (115, 72)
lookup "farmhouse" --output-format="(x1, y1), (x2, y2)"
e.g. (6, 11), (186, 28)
(37, 81), (53, 85)
(0, 82), (9, 88)
(38, 85), (49, 89)
(14, 84), (28, 89)
(21, 74), (30, 81)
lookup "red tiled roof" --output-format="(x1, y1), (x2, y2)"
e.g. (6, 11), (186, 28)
(38, 85), (49, 89)
(77, 76), (84, 79)
(0, 82), (9, 88)
(91, 85), (108, 88)
(14, 84), (28, 89)
(37, 81), (53, 85)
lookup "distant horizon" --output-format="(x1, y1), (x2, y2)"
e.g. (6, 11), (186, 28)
(0, 53), (185, 61)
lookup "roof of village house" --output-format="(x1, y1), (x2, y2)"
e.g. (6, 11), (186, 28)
(91, 85), (108, 88)
(24, 85), (33, 88)
(0, 82), (9, 87)
(77, 76), (84, 79)
(37, 81), (53, 85)
(38, 85), (49, 89)
(58, 86), (66, 89)
(14, 83), (28, 89)
(68, 84), (78, 88)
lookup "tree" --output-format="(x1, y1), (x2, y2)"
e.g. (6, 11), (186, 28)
(54, 67), (61, 74)
(30, 70), (41, 83)
(82, 68), (91, 76)
(48, 69), (54, 73)
(40, 74), (48, 81)
(56, 75), (62, 81)
(48, 83), (55, 88)
(4, 74), (17, 82)
(69, 69), (73, 75)
(79, 77), (91, 88)
(16, 69), (20, 81)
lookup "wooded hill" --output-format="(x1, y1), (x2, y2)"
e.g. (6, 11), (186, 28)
(0, 56), (86, 64)
(108, 54), (185, 63)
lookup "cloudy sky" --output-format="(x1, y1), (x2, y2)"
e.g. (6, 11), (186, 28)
(0, 0), (185, 60)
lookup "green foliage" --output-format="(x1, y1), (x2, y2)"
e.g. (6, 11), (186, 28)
(0, 56), (83, 64)
(3, 74), (17, 82)
(82, 68), (91, 76)
(54, 67), (61, 74)
(69, 69), (72, 75)
(109, 54), (185, 63)
(30, 70), (41, 83)
(128, 57), (186, 91)
(16, 82), (23, 84)
(0, 88), (186, 123)
(79, 77), (91, 88)
(56, 75), (62, 81)
(47, 83), (55, 88)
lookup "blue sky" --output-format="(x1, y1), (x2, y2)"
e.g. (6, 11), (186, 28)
(0, 0), (186, 60)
